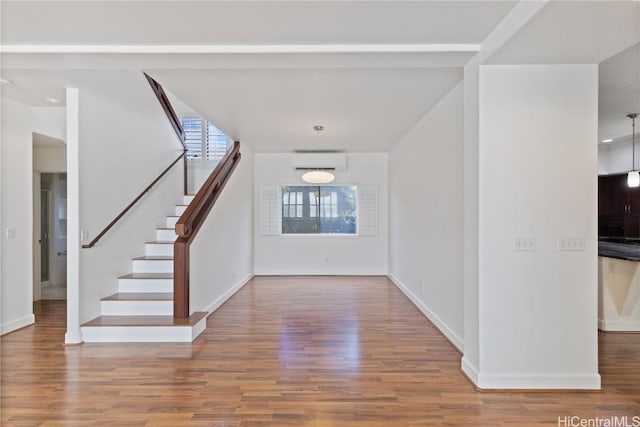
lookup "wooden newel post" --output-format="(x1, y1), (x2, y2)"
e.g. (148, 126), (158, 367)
(174, 237), (190, 319)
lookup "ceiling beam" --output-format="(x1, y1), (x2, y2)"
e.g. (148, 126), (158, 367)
(0, 44), (481, 55)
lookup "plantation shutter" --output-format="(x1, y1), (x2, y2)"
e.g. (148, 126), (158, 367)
(182, 117), (203, 159)
(357, 185), (378, 236)
(260, 185), (280, 235)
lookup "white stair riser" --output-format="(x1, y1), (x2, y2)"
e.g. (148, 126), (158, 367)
(145, 243), (173, 256)
(82, 319), (206, 343)
(183, 195), (194, 205)
(175, 206), (187, 215)
(156, 229), (177, 241)
(118, 278), (173, 293)
(166, 217), (179, 228)
(133, 259), (173, 273)
(101, 300), (173, 316)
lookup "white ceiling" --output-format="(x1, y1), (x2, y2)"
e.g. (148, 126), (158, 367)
(149, 67), (463, 152)
(2, 1), (640, 152)
(488, 1), (640, 65)
(1, 1), (517, 45)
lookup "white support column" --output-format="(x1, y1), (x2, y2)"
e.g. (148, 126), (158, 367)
(65, 88), (82, 345)
(461, 55), (481, 384)
(468, 64), (600, 389)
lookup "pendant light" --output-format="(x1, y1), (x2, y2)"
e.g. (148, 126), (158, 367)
(628, 113), (639, 188)
(301, 125), (335, 184)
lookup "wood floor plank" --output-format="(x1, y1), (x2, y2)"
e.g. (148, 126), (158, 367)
(2, 276), (639, 426)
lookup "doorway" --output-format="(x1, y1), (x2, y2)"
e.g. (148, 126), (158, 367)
(32, 131), (68, 304)
(40, 188), (50, 284)
(37, 173), (67, 300)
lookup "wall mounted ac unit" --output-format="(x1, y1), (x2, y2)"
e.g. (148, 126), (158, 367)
(291, 153), (347, 172)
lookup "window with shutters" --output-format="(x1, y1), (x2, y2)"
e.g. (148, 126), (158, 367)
(281, 186), (356, 234)
(181, 117), (229, 161)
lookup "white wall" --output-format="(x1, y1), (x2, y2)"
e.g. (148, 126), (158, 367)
(187, 159), (217, 194)
(78, 71), (184, 324)
(389, 82), (464, 351)
(34, 146), (66, 172)
(0, 97), (65, 334)
(473, 65), (600, 389)
(599, 140), (634, 176)
(190, 146), (254, 313)
(254, 153), (388, 275)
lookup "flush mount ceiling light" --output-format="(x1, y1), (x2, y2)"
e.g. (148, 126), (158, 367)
(0, 78), (12, 86)
(301, 125), (335, 184)
(628, 113), (639, 188)
(44, 96), (60, 103)
(602, 139), (614, 143)
(302, 170), (335, 184)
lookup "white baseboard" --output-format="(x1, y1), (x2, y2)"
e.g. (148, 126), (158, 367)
(598, 318), (640, 331)
(461, 356), (480, 385)
(388, 273), (463, 352)
(1, 314), (35, 335)
(254, 269), (388, 276)
(462, 356), (600, 390)
(204, 273), (254, 314)
(474, 372), (601, 390)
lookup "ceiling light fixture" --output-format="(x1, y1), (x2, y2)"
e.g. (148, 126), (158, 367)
(44, 96), (59, 103)
(628, 113), (639, 188)
(301, 125), (335, 184)
(602, 139), (614, 143)
(0, 78), (12, 86)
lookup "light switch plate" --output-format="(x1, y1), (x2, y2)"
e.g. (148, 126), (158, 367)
(558, 236), (585, 251)
(6, 228), (15, 239)
(514, 236), (536, 251)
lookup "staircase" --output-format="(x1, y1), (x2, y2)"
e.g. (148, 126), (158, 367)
(81, 195), (208, 342)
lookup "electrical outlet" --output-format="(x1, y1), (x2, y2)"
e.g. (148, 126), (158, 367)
(420, 280), (425, 294)
(608, 262), (615, 274)
(80, 230), (89, 243)
(514, 236), (536, 251)
(558, 236), (585, 251)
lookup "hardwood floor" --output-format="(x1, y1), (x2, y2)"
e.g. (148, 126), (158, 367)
(2, 276), (639, 426)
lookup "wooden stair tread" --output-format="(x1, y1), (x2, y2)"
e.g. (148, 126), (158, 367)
(102, 292), (173, 301)
(119, 273), (173, 280)
(82, 312), (207, 327)
(133, 255), (173, 261)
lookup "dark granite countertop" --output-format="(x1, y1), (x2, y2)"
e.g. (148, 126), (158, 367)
(598, 239), (640, 261)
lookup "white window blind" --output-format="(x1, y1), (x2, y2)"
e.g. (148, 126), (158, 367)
(182, 117), (203, 159)
(357, 185), (378, 236)
(260, 186), (280, 235)
(207, 123), (228, 162)
(181, 117), (229, 161)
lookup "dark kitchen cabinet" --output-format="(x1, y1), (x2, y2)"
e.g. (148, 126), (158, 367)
(599, 174), (640, 237)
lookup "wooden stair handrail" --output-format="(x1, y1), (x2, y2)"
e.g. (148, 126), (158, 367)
(83, 74), (189, 249)
(82, 151), (186, 249)
(144, 72), (189, 196)
(173, 141), (242, 319)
